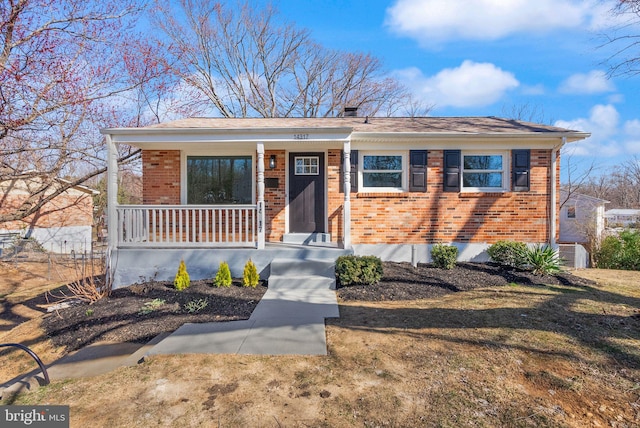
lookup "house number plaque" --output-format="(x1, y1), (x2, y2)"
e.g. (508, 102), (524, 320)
(293, 133), (309, 140)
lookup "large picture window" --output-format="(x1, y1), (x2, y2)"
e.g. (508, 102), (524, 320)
(461, 152), (507, 191)
(187, 156), (252, 204)
(361, 153), (405, 191)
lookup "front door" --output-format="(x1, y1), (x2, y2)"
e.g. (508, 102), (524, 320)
(289, 152), (325, 233)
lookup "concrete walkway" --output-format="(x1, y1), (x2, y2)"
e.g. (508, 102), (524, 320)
(145, 258), (339, 356)
(1, 258), (339, 399)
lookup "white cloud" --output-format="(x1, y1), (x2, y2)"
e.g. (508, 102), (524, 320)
(555, 104), (622, 157)
(559, 70), (615, 94)
(385, 0), (619, 45)
(395, 60), (519, 108)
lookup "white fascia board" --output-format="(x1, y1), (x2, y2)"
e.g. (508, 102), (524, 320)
(101, 126), (353, 146)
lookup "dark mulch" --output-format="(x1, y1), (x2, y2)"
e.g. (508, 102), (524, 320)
(41, 280), (266, 352)
(40, 262), (594, 352)
(336, 262), (596, 301)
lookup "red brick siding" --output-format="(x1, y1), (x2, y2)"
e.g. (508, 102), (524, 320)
(264, 150), (286, 241)
(348, 149), (553, 244)
(1, 192), (94, 231)
(142, 150), (180, 204)
(141, 148), (557, 245)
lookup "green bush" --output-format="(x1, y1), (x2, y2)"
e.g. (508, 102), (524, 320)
(242, 259), (260, 287)
(595, 230), (640, 270)
(487, 240), (527, 268)
(173, 260), (190, 291)
(335, 255), (383, 286)
(431, 244), (458, 269)
(214, 261), (232, 287)
(522, 245), (562, 275)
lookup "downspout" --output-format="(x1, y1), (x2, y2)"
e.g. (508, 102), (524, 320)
(550, 137), (566, 248)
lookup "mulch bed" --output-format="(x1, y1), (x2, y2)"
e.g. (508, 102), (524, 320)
(336, 262), (595, 301)
(40, 262), (594, 352)
(41, 280), (266, 352)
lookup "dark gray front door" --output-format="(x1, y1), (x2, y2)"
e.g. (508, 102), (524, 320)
(289, 152), (325, 233)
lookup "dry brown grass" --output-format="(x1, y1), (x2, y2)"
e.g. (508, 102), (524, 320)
(2, 266), (640, 427)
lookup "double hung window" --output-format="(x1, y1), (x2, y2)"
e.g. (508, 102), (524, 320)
(461, 152), (508, 192)
(360, 152), (405, 191)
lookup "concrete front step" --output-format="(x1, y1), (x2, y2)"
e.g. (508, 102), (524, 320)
(269, 258), (336, 278)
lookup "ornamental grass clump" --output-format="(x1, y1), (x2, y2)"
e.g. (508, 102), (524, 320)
(242, 259), (260, 287)
(522, 245), (562, 275)
(431, 244), (458, 269)
(174, 260), (190, 291)
(214, 261), (232, 287)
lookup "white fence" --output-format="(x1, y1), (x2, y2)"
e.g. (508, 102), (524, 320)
(116, 205), (257, 248)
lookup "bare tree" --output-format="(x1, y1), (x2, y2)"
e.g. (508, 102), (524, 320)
(0, 0), (174, 225)
(599, 0), (640, 76)
(153, 0), (412, 118)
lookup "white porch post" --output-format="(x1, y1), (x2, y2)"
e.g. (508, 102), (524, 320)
(257, 143), (266, 249)
(343, 139), (352, 249)
(106, 134), (118, 251)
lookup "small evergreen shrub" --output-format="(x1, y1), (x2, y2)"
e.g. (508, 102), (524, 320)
(522, 245), (562, 275)
(242, 259), (260, 287)
(335, 255), (383, 286)
(595, 230), (640, 270)
(173, 260), (190, 291)
(214, 261), (232, 287)
(431, 244), (458, 269)
(487, 240), (527, 268)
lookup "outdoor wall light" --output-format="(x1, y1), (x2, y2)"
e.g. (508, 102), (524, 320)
(269, 154), (277, 169)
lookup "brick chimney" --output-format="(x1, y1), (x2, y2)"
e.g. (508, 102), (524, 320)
(343, 107), (358, 117)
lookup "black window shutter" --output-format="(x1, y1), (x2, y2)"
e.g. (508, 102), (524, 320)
(340, 150), (358, 193)
(443, 150), (461, 192)
(409, 150), (428, 192)
(512, 149), (530, 192)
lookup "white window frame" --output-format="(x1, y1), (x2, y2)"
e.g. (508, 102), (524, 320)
(294, 156), (320, 175)
(359, 151), (407, 192)
(461, 151), (509, 193)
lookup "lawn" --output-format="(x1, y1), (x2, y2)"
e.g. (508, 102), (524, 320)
(1, 260), (639, 427)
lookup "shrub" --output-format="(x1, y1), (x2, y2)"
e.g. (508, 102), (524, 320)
(335, 255), (383, 286)
(431, 244), (458, 269)
(595, 230), (640, 270)
(173, 260), (190, 291)
(242, 259), (260, 287)
(522, 245), (562, 275)
(214, 261), (232, 287)
(487, 240), (527, 268)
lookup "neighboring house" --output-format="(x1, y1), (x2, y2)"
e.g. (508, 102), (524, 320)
(0, 177), (99, 254)
(559, 190), (608, 244)
(605, 209), (640, 228)
(101, 115), (589, 288)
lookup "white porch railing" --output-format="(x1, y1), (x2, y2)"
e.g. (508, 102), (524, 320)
(116, 205), (258, 248)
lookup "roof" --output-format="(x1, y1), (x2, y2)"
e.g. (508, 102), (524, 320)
(147, 116), (581, 134)
(102, 116), (589, 141)
(605, 209), (640, 216)
(560, 190), (609, 204)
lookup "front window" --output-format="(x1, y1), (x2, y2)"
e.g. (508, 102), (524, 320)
(461, 152), (507, 191)
(361, 153), (405, 191)
(187, 156), (252, 204)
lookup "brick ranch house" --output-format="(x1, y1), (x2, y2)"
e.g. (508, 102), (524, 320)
(0, 176), (98, 254)
(101, 116), (589, 288)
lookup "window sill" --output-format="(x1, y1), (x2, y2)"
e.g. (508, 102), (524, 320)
(356, 192), (410, 198)
(459, 192), (511, 198)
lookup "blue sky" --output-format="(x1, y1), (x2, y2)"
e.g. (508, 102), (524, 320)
(262, 0), (639, 181)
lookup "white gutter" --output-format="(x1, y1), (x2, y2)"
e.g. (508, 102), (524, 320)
(550, 137), (566, 247)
